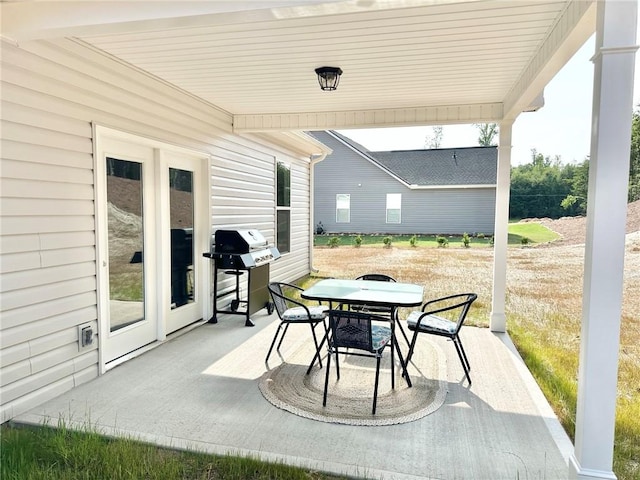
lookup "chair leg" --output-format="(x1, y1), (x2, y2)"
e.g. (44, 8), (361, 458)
(372, 355), (381, 414)
(265, 322), (285, 363)
(305, 322), (324, 374)
(276, 323), (290, 351)
(455, 335), (471, 372)
(323, 348), (332, 407)
(453, 336), (472, 385)
(406, 329), (420, 365)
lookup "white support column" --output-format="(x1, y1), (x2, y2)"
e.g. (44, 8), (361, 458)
(490, 121), (513, 333)
(569, 1), (638, 479)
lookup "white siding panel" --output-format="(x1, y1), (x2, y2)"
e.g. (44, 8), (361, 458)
(1, 216), (95, 236)
(31, 344), (81, 375)
(1, 139), (91, 169)
(41, 247), (95, 269)
(0, 292), (97, 330)
(1, 307), (97, 349)
(31, 321), (97, 358)
(1, 360), (32, 387)
(40, 232), (95, 250)
(0, 343), (30, 368)
(0, 178), (95, 200)
(1, 120), (92, 154)
(1, 158), (93, 185)
(0, 252), (41, 274)
(1, 362), (76, 405)
(1, 198), (95, 217)
(1, 101), (93, 138)
(1, 377), (74, 424)
(1, 263), (95, 293)
(0, 278), (95, 311)
(0, 234), (40, 254)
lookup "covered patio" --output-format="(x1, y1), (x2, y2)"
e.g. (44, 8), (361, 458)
(1, 1), (637, 479)
(14, 310), (572, 480)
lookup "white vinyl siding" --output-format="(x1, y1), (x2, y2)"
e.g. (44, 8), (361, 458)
(386, 193), (402, 224)
(0, 38), (313, 422)
(336, 194), (350, 223)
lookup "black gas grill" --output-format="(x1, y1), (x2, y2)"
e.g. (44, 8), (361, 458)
(203, 229), (280, 326)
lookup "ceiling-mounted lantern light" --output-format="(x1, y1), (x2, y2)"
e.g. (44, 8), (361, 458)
(315, 66), (343, 91)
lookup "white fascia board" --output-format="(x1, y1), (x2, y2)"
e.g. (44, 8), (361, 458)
(233, 103), (504, 133)
(251, 131), (332, 159)
(503, 0), (596, 120)
(409, 184), (497, 190)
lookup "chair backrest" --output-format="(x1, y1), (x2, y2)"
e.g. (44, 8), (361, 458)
(423, 293), (477, 333)
(268, 282), (301, 319)
(355, 274), (396, 282)
(328, 310), (375, 352)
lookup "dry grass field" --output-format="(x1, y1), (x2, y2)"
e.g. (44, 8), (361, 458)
(311, 211), (640, 480)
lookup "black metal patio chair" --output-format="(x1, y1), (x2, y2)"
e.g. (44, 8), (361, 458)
(403, 293), (477, 385)
(323, 309), (393, 415)
(267, 282), (329, 374)
(351, 274), (410, 347)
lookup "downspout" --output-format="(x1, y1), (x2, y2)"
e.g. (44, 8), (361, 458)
(310, 152), (328, 273)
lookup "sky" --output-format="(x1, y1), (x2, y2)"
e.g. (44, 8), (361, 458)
(338, 33), (640, 166)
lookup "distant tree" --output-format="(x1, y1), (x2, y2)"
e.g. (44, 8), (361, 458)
(509, 150), (572, 219)
(474, 123), (498, 146)
(560, 159), (589, 216)
(425, 126), (443, 149)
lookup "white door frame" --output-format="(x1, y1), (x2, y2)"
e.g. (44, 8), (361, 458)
(94, 125), (210, 373)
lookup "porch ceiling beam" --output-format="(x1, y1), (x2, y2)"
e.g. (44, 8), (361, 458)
(233, 103), (504, 133)
(503, 0), (596, 120)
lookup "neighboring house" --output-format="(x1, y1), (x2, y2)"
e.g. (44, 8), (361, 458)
(310, 131), (497, 235)
(0, 39), (328, 423)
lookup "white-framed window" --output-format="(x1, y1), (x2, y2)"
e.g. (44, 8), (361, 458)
(386, 193), (402, 223)
(276, 161), (290, 253)
(336, 194), (350, 223)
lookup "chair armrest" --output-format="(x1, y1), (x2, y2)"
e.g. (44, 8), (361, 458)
(421, 293), (477, 316)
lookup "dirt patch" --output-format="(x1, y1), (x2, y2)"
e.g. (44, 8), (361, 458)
(522, 199), (640, 246)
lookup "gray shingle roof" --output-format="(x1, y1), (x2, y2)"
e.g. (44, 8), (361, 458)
(325, 131), (496, 186)
(370, 146), (497, 186)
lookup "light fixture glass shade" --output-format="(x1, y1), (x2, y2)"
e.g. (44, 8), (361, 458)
(315, 66), (342, 91)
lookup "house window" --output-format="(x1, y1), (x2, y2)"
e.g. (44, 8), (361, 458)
(386, 193), (401, 223)
(276, 161), (290, 253)
(336, 194), (350, 223)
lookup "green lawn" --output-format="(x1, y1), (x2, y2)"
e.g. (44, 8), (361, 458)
(314, 222), (559, 248)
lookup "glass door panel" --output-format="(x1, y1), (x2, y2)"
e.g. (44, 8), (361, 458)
(169, 168), (195, 309)
(106, 157), (145, 331)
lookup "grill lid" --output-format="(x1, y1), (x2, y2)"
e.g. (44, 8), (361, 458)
(214, 229), (268, 253)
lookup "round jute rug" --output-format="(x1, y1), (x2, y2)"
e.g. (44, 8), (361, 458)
(258, 338), (447, 426)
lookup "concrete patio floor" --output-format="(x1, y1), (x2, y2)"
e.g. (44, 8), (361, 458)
(13, 311), (574, 480)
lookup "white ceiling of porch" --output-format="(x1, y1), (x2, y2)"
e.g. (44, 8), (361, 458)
(1, 0), (596, 131)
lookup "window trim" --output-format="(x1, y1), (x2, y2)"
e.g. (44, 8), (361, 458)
(336, 193), (350, 223)
(386, 193), (402, 224)
(276, 160), (291, 254)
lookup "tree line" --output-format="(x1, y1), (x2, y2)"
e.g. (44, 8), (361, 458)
(508, 109), (640, 219)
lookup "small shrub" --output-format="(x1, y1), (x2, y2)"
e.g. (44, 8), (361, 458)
(327, 236), (340, 248)
(382, 236), (392, 248)
(476, 232), (485, 239)
(489, 235), (495, 247)
(354, 235), (363, 247)
(521, 236), (531, 247)
(409, 235), (418, 247)
(462, 232), (471, 248)
(436, 236), (449, 248)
